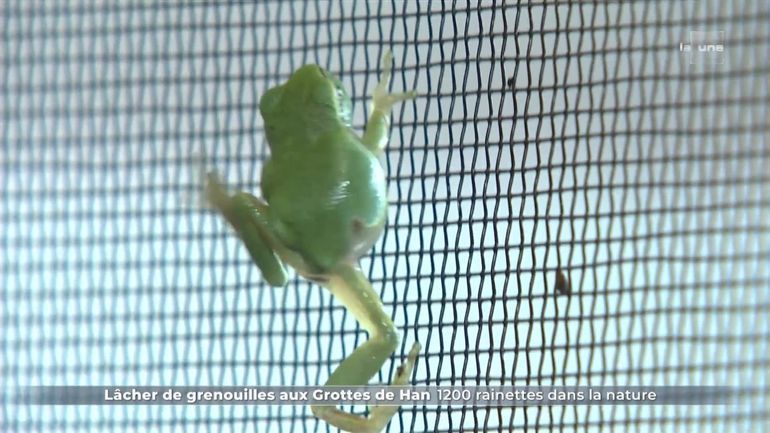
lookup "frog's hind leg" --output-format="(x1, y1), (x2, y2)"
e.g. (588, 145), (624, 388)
(204, 172), (288, 287)
(311, 263), (420, 433)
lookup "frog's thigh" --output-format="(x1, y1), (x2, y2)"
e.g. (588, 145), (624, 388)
(205, 173), (287, 286)
(229, 193), (290, 286)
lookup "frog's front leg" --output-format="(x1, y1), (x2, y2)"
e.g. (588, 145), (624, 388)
(311, 263), (420, 433)
(204, 172), (290, 286)
(361, 50), (417, 155)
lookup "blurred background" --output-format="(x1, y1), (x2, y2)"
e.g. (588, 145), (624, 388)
(2, 1), (768, 432)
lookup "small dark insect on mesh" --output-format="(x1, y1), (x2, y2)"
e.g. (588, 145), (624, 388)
(2, 1), (769, 432)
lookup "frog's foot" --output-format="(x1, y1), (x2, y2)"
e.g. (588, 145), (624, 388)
(391, 341), (421, 386)
(371, 50), (417, 114)
(202, 170), (230, 213)
(312, 342), (421, 433)
(361, 341), (421, 431)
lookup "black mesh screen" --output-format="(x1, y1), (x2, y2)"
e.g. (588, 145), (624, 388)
(2, 2), (769, 432)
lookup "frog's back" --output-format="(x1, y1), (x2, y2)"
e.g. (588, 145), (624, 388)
(260, 130), (388, 272)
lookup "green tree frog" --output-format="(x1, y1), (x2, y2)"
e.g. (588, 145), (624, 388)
(204, 51), (420, 433)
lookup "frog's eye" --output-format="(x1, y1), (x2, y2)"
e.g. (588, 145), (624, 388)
(332, 81), (352, 125)
(331, 79), (346, 98)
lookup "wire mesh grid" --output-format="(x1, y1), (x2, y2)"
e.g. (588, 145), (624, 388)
(2, 1), (769, 432)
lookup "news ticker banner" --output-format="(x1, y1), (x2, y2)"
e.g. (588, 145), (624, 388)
(9, 386), (745, 406)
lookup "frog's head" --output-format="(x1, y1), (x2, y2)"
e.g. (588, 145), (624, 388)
(259, 65), (353, 138)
